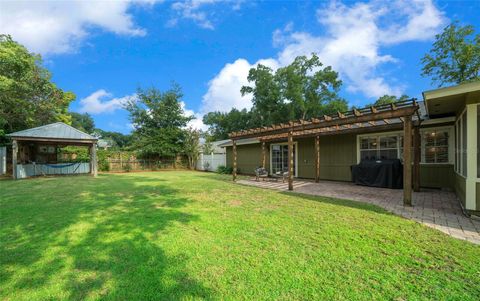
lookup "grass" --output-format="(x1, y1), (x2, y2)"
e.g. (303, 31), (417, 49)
(1, 171), (479, 300)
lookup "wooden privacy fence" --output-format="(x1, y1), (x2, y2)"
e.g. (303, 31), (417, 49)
(104, 158), (188, 172)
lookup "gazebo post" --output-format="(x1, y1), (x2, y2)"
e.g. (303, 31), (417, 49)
(90, 142), (98, 177)
(403, 115), (413, 206)
(315, 135), (320, 183)
(12, 139), (18, 180)
(288, 131), (294, 190)
(413, 126), (421, 192)
(232, 139), (237, 181)
(261, 141), (266, 169)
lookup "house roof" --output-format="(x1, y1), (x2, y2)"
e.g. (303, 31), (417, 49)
(422, 81), (480, 117)
(6, 122), (97, 141)
(217, 138), (260, 147)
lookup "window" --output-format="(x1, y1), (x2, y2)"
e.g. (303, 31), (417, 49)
(360, 135), (399, 160)
(478, 106), (480, 178)
(422, 130), (449, 163)
(358, 127), (453, 164)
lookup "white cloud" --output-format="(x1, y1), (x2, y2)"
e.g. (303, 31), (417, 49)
(170, 0), (218, 29)
(0, 0), (159, 55)
(201, 58), (279, 114)
(168, 0), (244, 29)
(79, 90), (136, 114)
(200, 0), (446, 113)
(181, 101), (208, 131)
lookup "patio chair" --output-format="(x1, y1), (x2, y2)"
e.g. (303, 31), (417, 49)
(272, 169), (289, 183)
(254, 167), (268, 181)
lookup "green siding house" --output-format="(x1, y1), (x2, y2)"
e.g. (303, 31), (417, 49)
(221, 82), (480, 214)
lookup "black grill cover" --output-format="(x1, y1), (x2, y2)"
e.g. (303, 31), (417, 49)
(351, 159), (403, 189)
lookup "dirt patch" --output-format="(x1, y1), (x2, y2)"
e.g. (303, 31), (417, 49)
(227, 200), (242, 207)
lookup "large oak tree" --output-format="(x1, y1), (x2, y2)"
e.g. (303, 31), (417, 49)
(0, 35), (75, 142)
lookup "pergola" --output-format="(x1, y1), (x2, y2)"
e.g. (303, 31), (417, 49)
(229, 99), (422, 205)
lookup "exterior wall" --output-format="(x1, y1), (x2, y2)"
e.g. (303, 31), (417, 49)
(226, 133), (357, 181)
(419, 164), (454, 190)
(226, 143), (268, 175)
(318, 134), (357, 181)
(455, 174), (466, 208)
(227, 133), (455, 189)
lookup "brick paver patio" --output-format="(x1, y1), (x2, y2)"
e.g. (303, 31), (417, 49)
(237, 178), (480, 244)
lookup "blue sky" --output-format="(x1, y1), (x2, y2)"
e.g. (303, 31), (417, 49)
(2, 0), (480, 134)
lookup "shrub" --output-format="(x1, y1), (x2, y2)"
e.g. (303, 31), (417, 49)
(216, 165), (233, 174)
(123, 163), (132, 172)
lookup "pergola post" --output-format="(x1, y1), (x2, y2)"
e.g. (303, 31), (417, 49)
(288, 131), (294, 191)
(413, 126), (421, 192)
(232, 139), (237, 181)
(315, 135), (320, 183)
(90, 142), (98, 177)
(261, 141), (266, 168)
(12, 139), (18, 180)
(403, 115), (413, 206)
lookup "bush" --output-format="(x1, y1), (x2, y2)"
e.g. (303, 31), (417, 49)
(216, 165), (233, 174)
(123, 163), (132, 172)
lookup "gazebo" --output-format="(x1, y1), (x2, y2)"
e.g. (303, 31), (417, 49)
(6, 122), (98, 179)
(228, 99), (421, 206)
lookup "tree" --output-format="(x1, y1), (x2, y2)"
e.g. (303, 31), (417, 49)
(92, 129), (132, 149)
(0, 35), (75, 143)
(240, 54), (346, 124)
(275, 54), (344, 120)
(70, 112), (95, 133)
(125, 85), (192, 157)
(240, 64), (284, 126)
(201, 132), (215, 154)
(184, 127), (201, 169)
(367, 94), (410, 107)
(203, 108), (254, 141)
(421, 22), (480, 86)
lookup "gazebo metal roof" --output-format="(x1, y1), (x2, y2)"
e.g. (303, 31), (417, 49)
(6, 122), (97, 142)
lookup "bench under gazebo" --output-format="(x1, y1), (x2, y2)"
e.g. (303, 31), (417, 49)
(6, 122), (98, 179)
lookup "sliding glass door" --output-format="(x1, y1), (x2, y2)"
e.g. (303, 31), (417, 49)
(271, 144), (296, 176)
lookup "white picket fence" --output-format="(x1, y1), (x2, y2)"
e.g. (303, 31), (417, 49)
(0, 147), (5, 175)
(196, 153), (226, 172)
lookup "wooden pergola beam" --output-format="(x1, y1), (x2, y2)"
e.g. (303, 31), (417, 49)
(232, 139), (237, 181)
(259, 122), (407, 142)
(230, 106), (418, 139)
(403, 115), (413, 206)
(413, 126), (421, 192)
(262, 141), (266, 168)
(315, 136), (320, 183)
(288, 131), (294, 190)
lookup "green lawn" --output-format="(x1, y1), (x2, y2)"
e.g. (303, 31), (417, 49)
(1, 171), (479, 300)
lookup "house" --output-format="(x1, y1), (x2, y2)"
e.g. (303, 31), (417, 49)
(220, 82), (480, 215)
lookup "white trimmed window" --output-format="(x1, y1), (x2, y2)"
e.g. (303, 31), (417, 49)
(359, 135), (400, 160)
(422, 130), (449, 163)
(358, 126), (453, 164)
